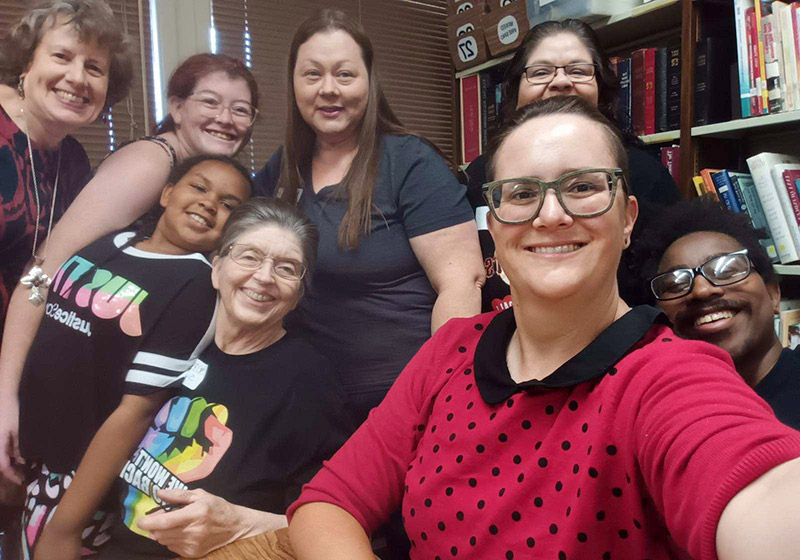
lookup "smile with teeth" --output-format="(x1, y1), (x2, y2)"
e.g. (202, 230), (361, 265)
(695, 310), (735, 326)
(527, 244), (583, 254)
(54, 88), (89, 104)
(188, 213), (211, 228)
(242, 288), (273, 302)
(206, 130), (236, 141)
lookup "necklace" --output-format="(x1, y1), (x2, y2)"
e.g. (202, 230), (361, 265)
(18, 107), (62, 306)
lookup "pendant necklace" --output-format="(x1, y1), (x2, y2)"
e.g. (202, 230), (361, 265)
(18, 106), (62, 306)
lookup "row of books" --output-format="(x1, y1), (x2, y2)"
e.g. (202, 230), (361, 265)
(693, 152), (800, 265)
(734, 1), (800, 117)
(610, 45), (681, 136)
(775, 299), (800, 349)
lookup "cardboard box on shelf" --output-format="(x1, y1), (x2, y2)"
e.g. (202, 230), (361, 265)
(447, 0), (486, 17)
(481, 1), (531, 56)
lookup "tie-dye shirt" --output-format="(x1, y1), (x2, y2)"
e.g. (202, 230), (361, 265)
(102, 335), (354, 559)
(19, 231), (217, 474)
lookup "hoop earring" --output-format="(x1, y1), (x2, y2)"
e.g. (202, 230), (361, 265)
(17, 76), (24, 99)
(623, 237), (630, 249)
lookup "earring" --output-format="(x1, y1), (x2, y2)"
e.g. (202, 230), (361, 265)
(101, 108), (109, 124)
(623, 237), (630, 248)
(17, 76), (24, 99)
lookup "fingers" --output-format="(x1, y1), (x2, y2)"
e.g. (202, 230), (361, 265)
(158, 487), (206, 505)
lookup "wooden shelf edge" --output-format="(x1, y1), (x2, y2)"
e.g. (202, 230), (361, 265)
(775, 264), (800, 276)
(598, 0), (680, 27)
(640, 130), (680, 144)
(691, 111), (800, 138)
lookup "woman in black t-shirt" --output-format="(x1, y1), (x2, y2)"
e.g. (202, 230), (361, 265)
(97, 198), (353, 560)
(464, 19), (681, 311)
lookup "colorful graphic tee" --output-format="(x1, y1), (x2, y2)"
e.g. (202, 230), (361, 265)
(104, 336), (355, 560)
(19, 231), (217, 474)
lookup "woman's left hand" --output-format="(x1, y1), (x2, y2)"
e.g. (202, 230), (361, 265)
(137, 488), (286, 558)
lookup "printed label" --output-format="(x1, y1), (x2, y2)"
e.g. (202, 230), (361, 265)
(456, 1), (474, 14)
(497, 15), (520, 45)
(457, 36), (479, 63)
(456, 23), (475, 36)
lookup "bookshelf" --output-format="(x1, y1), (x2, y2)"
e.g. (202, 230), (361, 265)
(641, 130), (680, 144)
(692, 111), (800, 139)
(775, 265), (800, 276)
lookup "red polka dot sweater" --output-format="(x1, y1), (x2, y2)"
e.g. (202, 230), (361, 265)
(288, 307), (800, 560)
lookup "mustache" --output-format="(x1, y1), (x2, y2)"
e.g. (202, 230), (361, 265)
(672, 297), (748, 327)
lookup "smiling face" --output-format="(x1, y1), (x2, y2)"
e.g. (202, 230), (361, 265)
(169, 71), (253, 157)
(517, 33), (599, 110)
(153, 160), (251, 254)
(656, 231), (780, 367)
(293, 30), (369, 145)
(487, 114), (636, 303)
(212, 224), (304, 337)
(21, 20), (110, 136)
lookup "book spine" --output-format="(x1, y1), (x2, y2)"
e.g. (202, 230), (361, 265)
(734, 0), (754, 117)
(777, 3), (798, 110)
(460, 75), (481, 164)
(667, 44), (681, 130)
(747, 7), (763, 114)
(694, 40), (710, 126)
(728, 171), (748, 213)
(711, 170), (743, 213)
(700, 168), (721, 201)
(736, 173), (780, 262)
(632, 50), (646, 136)
(618, 58), (632, 133)
(644, 48), (656, 135)
(781, 169), (800, 227)
(479, 72), (490, 155)
(793, 3), (800, 107)
(656, 47), (668, 132)
(755, 0), (771, 113)
(747, 154), (800, 263)
(763, 14), (786, 112)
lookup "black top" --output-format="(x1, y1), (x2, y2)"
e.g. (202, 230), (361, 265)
(104, 334), (354, 559)
(755, 347), (800, 430)
(253, 135), (474, 422)
(19, 231), (216, 473)
(474, 305), (665, 404)
(464, 146), (681, 311)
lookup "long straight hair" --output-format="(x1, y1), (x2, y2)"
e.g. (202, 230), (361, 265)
(278, 9), (411, 250)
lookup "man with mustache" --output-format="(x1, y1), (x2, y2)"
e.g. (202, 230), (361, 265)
(635, 196), (800, 429)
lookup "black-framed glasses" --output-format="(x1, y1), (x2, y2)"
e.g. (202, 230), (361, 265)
(227, 244), (306, 281)
(650, 249), (751, 301)
(481, 168), (624, 225)
(523, 63), (597, 84)
(188, 92), (258, 126)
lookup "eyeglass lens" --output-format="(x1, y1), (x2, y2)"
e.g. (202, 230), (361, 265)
(488, 171), (614, 223)
(651, 252), (750, 300)
(229, 245), (304, 280)
(192, 94), (256, 124)
(525, 63), (596, 84)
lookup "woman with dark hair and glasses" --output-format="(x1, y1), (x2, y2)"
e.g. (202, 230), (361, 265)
(285, 96), (800, 560)
(464, 19), (681, 313)
(634, 195), (800, 430)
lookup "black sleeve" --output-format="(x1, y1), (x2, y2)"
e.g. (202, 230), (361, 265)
(124, 268), (217, 395)
(626, 146), (681, 206)
(253, 146), (284, 197)
(464, 154), (489, 212)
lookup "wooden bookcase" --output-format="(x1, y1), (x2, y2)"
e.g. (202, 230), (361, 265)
(453, 0), (800, 201)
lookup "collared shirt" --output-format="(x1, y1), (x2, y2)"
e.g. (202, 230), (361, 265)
(291, 307), (800, 560)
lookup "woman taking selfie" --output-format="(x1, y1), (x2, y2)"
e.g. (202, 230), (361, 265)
(287, 97), (800, 560)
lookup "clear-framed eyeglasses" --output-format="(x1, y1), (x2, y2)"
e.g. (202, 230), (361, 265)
(523, 63), (597, 84)
(188, 92), (258, 126)
(481, 168), (624, 225)
(650, 249), (752, 301)
(227, 244), (306, 281)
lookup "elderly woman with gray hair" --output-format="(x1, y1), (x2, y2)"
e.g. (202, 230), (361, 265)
(83, 197), (353, 560)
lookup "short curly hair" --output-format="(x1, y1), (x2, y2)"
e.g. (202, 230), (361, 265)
(631, 195), (777, 302)
(0, 0), (133, 110)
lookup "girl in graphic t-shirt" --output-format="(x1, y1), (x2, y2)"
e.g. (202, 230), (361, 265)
(16, 154), (252, 560)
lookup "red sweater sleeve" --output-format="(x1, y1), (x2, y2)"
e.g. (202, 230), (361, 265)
(286, 318), (468, 532)
(617, 335), (800, 560)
